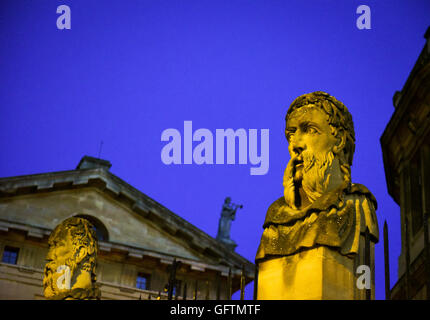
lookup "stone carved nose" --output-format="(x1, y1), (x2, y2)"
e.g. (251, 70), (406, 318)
(288, 134), (306, 157)
(293, 146), (304, 156)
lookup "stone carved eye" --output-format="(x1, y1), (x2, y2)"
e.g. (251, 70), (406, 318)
(304, 125), (318, 134)
(285, 128), (296, 142)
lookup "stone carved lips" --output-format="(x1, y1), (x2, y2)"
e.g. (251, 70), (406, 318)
(294, 158), (304, 168)
(291, 156), (304, 178)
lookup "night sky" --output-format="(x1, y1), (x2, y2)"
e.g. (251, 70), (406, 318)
(1, 1), (429, 300)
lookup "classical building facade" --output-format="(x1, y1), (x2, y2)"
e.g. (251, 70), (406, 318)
(0, 156), (254, 300)
(381, 27), (430, 299)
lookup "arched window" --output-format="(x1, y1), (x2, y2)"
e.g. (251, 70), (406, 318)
(74, 214), (109, 242)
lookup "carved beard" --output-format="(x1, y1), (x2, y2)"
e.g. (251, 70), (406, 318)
(43, 253), (79, 298)
(43, 260), (58, 297)
(283, 150), (337, 209)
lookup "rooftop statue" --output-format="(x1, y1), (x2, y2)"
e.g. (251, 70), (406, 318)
(216, 197), (243, 250)
(255, 91), (379, 299)
(43, 217), (100, 300)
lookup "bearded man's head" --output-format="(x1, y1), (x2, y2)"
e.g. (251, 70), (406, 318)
(283, 91), (356, 209)
(43, 217), (98, 299)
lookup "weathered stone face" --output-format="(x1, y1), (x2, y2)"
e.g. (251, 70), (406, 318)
(44, 227), (75, 297)
(43, 217), (99, 300)
(286, 105), (338, 176)
(285, 105), (343, 208)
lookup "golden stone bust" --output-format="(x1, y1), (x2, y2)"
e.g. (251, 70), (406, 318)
(43, 217), (100, 300)
(255, 92), (379, 299)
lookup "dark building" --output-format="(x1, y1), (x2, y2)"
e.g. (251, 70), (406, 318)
(381, 27), (430, 299)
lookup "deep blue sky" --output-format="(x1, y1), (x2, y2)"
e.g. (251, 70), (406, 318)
(1, 1), (429, 300)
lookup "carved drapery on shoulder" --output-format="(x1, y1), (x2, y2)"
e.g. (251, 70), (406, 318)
(256, 182), (379, 261)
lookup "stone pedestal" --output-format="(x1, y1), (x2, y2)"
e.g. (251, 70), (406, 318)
(257, 243), (374, 300)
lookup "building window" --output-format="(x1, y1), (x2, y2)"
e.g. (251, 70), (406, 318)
(1, 246), (19, 265)
(136, 273), (150, 290)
